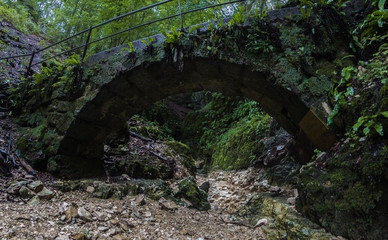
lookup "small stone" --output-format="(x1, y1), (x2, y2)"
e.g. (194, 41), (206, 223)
(255, 218), (268, 227)
(105, 228), (116, 237)
(159, 199), (178, 212)
(110, 219), (119, 225)
(269, 186), (280, 192)
(65, 206), (78, 222)
(78, 207), (93, 222)
(98, 226), (109, 232)
(8, 181), (30, 194)
(27, 181), (44, 193)
(287, 197), (296, 205)
(37, 187), (54, 200)
(13, 214), (31, 221)
(28, 195), (40, 205)
(86, 186), (95, 193)
(134, 194), (146, 206)
(144, 211), (152, 217)
(112, 235), (130, 240)
(19, 186), (36, 198)
(24, 175), (35, 179)
(71, 233), (85, 240)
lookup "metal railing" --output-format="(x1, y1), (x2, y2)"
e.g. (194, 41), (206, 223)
(0, 0), (245, 75)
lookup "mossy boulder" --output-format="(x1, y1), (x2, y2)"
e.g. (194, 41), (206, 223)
(232, 193), (337, 239)
(105, 157), (173, 180)
(174, 176), (210, 211)
(166, 140), (196, 175)
(296, 142), (388, 239)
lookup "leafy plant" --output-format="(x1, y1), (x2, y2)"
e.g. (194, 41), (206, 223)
(189, 24), (204, 34)
(141, 37), (155, 47)
(327, 66), (357, 125)
(161, 29), (184, 47)
(352, 111), (388, 137)
(228, 6), (246, 27)
(351, 0), (387, 51)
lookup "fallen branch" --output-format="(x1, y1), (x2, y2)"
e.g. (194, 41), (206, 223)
(17, 154), (36, 176)
(129, 131), (152, 142)
(150, 150), (169, 162)
(150, 150), (175, 171)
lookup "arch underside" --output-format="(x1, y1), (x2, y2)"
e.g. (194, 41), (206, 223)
(56, 57), (318, 177)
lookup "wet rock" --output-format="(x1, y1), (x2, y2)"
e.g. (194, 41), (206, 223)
(27, 181), (44, 193)
(174, 176), (210, 211)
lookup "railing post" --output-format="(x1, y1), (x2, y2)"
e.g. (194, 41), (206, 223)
(178, 0), (184, 31)
(26, 51), (35, 76)
(82, 27), (93, 61)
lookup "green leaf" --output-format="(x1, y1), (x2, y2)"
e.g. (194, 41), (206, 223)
(141, 39), (148, 46)
(363, 126), (370, 135)
(374, 123), (384, 136)
(147, 37), (155, 43)
(352, 117), (365, 131)
(7, 88), (17, 92)
(189, 25), (204, 34)
(328, 104), (339, 125)
(161, 30), (168, 37)
(381, 111), (388, 117)
(128, 42), (134, 52)
(379, 0), (386, 10)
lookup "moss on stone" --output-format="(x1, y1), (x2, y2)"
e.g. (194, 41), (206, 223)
(182, 94), (271, 171)
(166, 140), (196, 175)
(174, 176), (210, 211)
(296, 142), (388, 239)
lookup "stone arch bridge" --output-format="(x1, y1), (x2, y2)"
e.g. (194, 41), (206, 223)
(25, 6), (351, 178)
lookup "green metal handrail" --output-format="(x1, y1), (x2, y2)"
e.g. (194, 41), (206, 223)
(0, 0), (245, 75)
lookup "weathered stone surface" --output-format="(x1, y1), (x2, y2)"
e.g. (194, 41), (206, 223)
(19, 186), (35, 199)
(27, 180), (44, 193)
(37, 187), (54, 200)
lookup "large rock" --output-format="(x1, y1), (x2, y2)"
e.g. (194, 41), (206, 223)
(296, 142), (388, 239)
(174, 176), (210, 211)
(232, 193), (337, 239)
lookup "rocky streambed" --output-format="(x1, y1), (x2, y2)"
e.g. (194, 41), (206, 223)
(0, 167), (348, 240)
